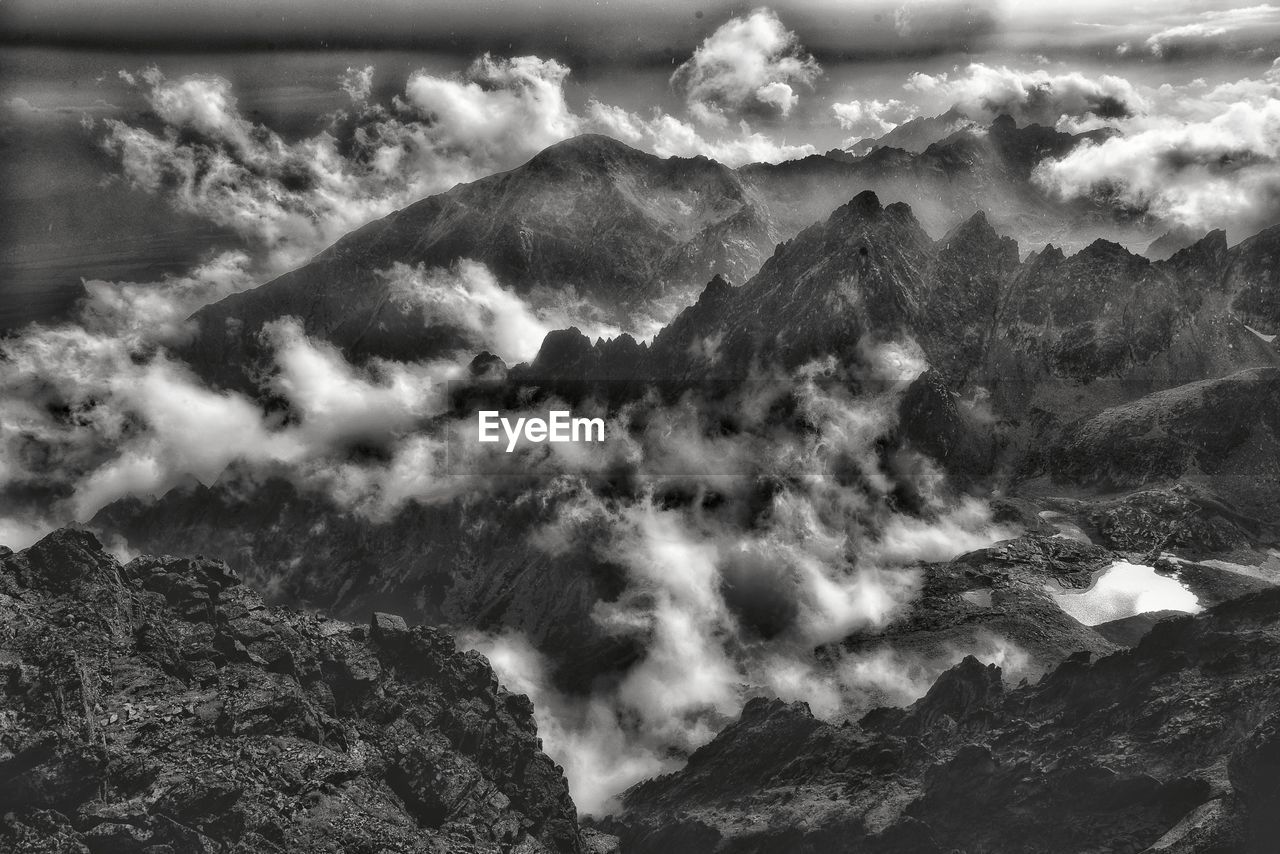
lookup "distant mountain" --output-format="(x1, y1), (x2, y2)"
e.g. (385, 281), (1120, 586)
(180, 134), (777, 391)
(739, 114), (1127, 248)
(180, 121), (1153, 392)
(840, 107), (975, 156)
(1146, 225), (1207, 260)
(517, 192), (1280, 511)
(529, 194), (1278, 393)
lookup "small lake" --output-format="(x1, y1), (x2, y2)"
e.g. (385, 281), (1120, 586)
(1050, 560), (1202, 626)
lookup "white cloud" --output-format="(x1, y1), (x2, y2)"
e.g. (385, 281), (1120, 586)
(671, 8), (821, 126)
(458, 361), (1017, 813)
(1141, 4), (1280, 57)
(103, 59), (583, 273)
(585, 101), (815, 166)
(831, 97), (919, 141)
(398, 54), (579, 165)
(383, 260), (620, 364)
(78, 250), (258, 342)
(340, 65), (374, 103)
(1035, 64), (1280, 236)
(906, 63), (1144, 125)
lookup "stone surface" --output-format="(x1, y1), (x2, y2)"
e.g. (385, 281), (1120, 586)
(0, 529), (583, 854)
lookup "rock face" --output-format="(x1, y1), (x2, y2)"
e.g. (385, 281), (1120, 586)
(825, 534), (1120, 688)
(92, 482), (637, 693)
(1046, 368), (1280, 518)
(0, 529), (582, 853)
(606, 588), (1280, 853)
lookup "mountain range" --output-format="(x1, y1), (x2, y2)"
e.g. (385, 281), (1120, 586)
(179, 120), (1158, 393)
(7, 121), (1280, 852)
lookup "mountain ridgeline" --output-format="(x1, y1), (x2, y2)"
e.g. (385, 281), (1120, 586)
(178, 120), (1158, 393)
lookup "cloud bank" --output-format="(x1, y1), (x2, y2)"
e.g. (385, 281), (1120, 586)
(1034, 59), (1280, 236)
(905, 63), (1142, 126)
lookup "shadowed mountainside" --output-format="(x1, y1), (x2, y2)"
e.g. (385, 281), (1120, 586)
(604, 587), (1280, 853)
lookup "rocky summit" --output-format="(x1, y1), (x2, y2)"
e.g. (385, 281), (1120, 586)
(0, 529), (584, 854)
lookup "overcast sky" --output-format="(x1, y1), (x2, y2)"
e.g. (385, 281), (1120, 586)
(5, 0), (1280, 67)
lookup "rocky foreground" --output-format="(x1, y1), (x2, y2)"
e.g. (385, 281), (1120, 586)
(0, 529), (583, 853)
(5, 527), (1280, 853)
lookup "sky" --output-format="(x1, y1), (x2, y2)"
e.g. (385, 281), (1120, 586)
(5, 0), (1280, 64)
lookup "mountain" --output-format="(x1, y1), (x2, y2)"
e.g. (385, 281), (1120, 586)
(1046, 367), (1280, 518)
(1223, 224), (1280, 332)
(739, 114), (1127, 250)
(180, 121), (1154, 393)
(180, 134), (778, 391)
(840, 108), (975, 157)
(604, 586), (1280, 853)
(0, 528), (586, 853)
(527, 196), (1278, 394)
(95, 188), (1280, 700)
(1146, 225), (1208, 260)
(643, 190), (935, 380)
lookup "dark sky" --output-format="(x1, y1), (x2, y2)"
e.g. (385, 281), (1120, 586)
(6, 0), (1264, 64)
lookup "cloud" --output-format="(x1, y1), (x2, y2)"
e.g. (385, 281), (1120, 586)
(340, 65), (374, 103)
(397, 54), (579, 164)
(456, 358), (1016, 813)
(383, 260), (620, 364)
(78, 250), (258, 342)
(585, 101), (815, 166)
(102, 59), (583, 272)
(1034, 63), (1280, 236)
(1, 249), (604, 540)
(893, 0), (1002, 49)
(906, 63), (1142, 126)
(831, 97), (919, 141)
(671, 8), (820, 126)
(1136, 4), (1280, 58)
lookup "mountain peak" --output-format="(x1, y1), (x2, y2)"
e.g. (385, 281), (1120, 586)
(940, 210), (999, 246)
(990, 113), (1017, 131)
(834, 190), (884, 222)
(1077, 237), (1143, 265)
(526, 133), (653, 169)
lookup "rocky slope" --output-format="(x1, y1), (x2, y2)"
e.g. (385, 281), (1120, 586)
(1045, 368), (1280, 516)
(0, 529), (584, 853)
(93, 481), (637, 693)
(604, 585), (1280, 853)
